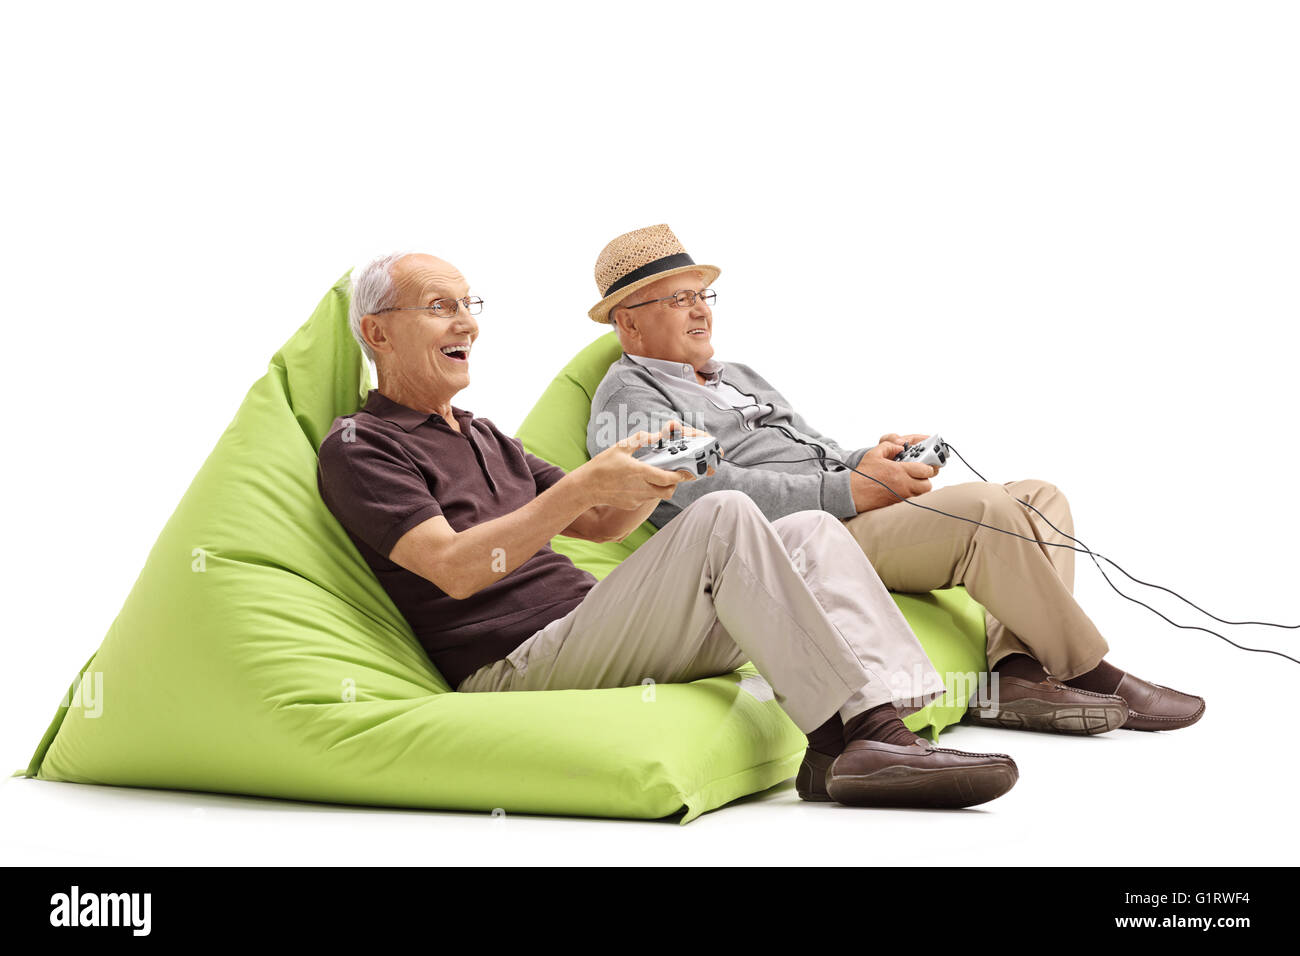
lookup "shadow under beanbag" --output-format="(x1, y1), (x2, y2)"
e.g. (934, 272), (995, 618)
(21, 275), (833, 824)
(516, 331), (989, 739)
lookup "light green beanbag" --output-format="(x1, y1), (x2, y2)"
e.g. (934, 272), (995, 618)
(516, 332), (989, 738)
(21, 275), (824, 823)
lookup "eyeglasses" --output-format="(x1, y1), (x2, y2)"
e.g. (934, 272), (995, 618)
(625, 289), (717, 310)
(373, 296), (484, 317)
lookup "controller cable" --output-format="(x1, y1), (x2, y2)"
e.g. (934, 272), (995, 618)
(745, 442), (1300, 666)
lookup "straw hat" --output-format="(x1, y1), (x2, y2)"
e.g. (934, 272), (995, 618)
(588, 224), (721, 324)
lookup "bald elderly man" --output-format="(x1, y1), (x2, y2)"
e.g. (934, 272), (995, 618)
(586, 224), (1205, 767)
(315, 251), (1020, 811)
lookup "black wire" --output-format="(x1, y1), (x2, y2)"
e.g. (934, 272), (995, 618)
(748, 446), (1300, 666)
(944, 444), (1300, 666)
(946, 442), (1300, 634)
(748, 453), (1107, 556)
(754, 419), (832, 472)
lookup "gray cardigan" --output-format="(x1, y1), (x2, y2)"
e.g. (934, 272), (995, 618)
(587, 354), (870, 527)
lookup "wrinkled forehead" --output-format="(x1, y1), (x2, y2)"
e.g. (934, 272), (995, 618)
(392, 254), (469, 303)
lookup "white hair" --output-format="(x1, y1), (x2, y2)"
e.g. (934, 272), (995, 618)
(348, 252), (414, 363)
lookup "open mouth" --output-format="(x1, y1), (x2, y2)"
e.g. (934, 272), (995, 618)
(440, 344), (471, 363)
(687, 328), (709, 338)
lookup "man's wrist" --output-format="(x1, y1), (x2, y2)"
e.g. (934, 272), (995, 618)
(555, 469), (597, 515)
(823, 468), (859, 519)
(846, 446), (872, 468)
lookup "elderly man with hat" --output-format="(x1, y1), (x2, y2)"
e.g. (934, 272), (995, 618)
(586, 225), (1205, 789)
(316, 251), (1021, 810)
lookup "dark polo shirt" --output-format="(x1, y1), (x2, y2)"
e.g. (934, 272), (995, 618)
(316, 389), (596, 687)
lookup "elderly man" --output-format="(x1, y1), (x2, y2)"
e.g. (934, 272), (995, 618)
(586, 225), (1205, 763)
(315, 251), (1019, 810)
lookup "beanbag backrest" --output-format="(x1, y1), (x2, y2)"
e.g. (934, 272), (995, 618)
(21, 277), (811, 824)
(515, 332), (989, 737)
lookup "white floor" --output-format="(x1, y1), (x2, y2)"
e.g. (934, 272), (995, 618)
(2, 704), (1289, 867)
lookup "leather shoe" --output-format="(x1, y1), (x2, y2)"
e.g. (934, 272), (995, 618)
(1114, 672), (1205, 731)
(795, 748), (837, 802)
(825, 738), (1018, 809)
(962, 676), (1127, 735)
(826, 738), (1019, 811)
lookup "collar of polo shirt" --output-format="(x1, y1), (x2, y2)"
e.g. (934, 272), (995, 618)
(363, 390), (471, 433)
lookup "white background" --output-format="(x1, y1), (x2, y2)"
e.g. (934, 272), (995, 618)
(1, 1), (1296, 865)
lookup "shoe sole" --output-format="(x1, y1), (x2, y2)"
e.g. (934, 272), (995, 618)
(827, 762), (1018, 809)
(797, 788), (835, 803)
(963, 698), (1127, 735)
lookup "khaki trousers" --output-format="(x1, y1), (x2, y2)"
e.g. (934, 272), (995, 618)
(457, 490), (947, 733)
(843, 479), (1109, 681)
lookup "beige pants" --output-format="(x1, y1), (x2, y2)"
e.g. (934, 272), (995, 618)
(457, 490), (947, 733)
(843, 479), (1109, 681)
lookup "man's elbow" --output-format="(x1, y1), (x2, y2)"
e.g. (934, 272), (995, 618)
(610, 520), (643, 544)
(567, 507), (619, 544)
(416, 565), (476, 600)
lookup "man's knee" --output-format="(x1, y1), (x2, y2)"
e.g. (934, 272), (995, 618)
(678, 489), (764, 526)
(1006, 478), (1072, 523)
(773, 508), (834, 529)
(772, 508), (851, 544)
(958, 482), (1032, 528)
(1010, 477), (1064, 499)
(972, 480), (1078, 538)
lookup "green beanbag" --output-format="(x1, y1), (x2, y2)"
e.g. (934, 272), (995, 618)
(516, 331), (989, 738)
(20, 275), (823, 823)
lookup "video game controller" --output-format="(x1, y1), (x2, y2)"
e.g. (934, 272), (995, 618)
(893, 434), (948, 468)
(635, 433), (723, 478)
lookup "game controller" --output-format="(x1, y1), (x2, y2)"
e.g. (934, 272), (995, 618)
(635, 433), (723, 478)
(893, 434), (948, 468)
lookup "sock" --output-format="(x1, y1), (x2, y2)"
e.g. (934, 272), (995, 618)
(1064, 658), (1125, 696)
(842, 702), (920, 748)
(806, 713), (845, 757)
(992, 653), (1050, 684)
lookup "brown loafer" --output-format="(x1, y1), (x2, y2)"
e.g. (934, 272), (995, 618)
(1114, 673), (1205, 731)
(826, 739), (1018, 809)
(962, 676), (1128, 735)
(795, 748), (837, 802)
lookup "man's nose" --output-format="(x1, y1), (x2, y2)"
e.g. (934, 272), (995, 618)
(452, 310), (479, 335)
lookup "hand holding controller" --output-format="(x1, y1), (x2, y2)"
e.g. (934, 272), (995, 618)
(634, 424), (722, 479)
(893, 434), (948, 468)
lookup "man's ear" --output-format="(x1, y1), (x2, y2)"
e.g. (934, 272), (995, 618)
(361, 314), (391, 357)
(611, 306), (637, 341)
